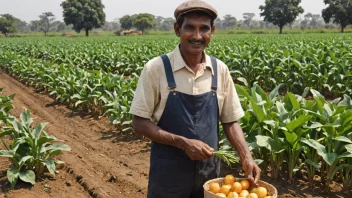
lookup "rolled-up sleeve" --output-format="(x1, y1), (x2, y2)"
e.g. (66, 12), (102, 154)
(220, 68), (245, 123)
(129, 62), (158, 120)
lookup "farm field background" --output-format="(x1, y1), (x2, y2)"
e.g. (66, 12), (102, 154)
(0, 33), (352, 198)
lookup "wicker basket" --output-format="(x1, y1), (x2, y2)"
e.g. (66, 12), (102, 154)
(203, 177), (278, 198)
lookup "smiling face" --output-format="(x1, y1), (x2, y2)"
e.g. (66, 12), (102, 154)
(174, 13), (215, 56)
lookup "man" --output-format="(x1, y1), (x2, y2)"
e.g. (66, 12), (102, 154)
(130, 0), (261, 197)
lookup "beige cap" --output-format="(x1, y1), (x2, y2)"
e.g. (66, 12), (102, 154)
(174, 0), (218, 20)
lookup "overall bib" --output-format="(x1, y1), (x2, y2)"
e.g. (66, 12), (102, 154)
(147, 54), (220, 198)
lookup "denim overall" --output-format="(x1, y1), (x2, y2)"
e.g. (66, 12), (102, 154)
(147, 54), (220, 198)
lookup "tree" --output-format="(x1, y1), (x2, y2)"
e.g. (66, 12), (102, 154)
(102, 20), (120, 31)
(154, 16), (164, 30)
(309, 14), (321, 28)
(57, 22), (67, 32)
(223, 14), (237, 29)
(133, 13), (155, 34)
(39, 12), (55, 36)
(301, 13), (323, 29)
(160, 17), (175, 31)
(112, 18), (121, 30)
(1, 14), (28, 33)
(243, 13), (255, 27)
(0, 14), (17, 37)
(322, 0), (352, 33)
(259, 0), (304, 34)
(214, 18), (223, 29)
(61, 0), (106, 36)
(120, 15), (134, 30)
(30, 20), (41, 31)
(15, 20), (29, 33)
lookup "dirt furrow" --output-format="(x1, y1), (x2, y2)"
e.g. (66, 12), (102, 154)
(0, 71), (150, 198)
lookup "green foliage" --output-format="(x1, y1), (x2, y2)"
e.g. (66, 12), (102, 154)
(222, 15), (237, 29)
(120, 15), (136, 30)
(0, 34), (352, 190)
(38, 12), (55, 36)
(0, 88), (15, 124)
(61, 0), (106, 36)
(235, 84), (352, 189)
(133, 13), (155, 34)
(322, 0), (352, 33)
(0, 109), (70, 188)
(259, 0), (304, 33)
(0, 14), (17, 37)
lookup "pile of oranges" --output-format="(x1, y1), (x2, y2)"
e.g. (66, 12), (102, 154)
(207, 174), (271, 198)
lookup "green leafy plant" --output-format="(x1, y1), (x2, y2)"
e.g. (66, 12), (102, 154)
(0, 88), (15, 124)
(213, 149), (240, 168)
(0, 109), (71, 187)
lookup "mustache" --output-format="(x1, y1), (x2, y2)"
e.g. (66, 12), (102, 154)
(188, 39), (205, 43)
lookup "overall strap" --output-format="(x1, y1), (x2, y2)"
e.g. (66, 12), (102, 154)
(210, 56), (218, 91)
(160, 54), (176, 90)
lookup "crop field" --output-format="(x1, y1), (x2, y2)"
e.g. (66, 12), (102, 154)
(0, 34), (352, 197)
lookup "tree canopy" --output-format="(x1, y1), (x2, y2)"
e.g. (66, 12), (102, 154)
(0, 14), (17, 37)
(133, 13), (155, 34)
(243, 13), (255, 27)
(222, 15), (237, 29)
(61, 0), (106, 36)
(39, 12), (55, 36)
(120, 15), (135, 30)
(322, 0), (352, 33)
(259, 0), (304, 34)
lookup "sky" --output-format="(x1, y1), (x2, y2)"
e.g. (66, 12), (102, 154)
(0, 0), (327, 23)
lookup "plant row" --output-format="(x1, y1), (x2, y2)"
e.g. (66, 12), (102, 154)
(0, 50), (135, 130)
(1, 34), (352, 97)
(219, 84), (352, 191)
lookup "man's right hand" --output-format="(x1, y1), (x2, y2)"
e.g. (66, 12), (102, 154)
(132, 116), (214, 160)
(181, 139), (214, 160)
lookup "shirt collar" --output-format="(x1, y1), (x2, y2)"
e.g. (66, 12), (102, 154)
(171, 45), (214, 75)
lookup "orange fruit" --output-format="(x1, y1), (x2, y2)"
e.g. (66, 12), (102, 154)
(246, 193), (259, 198)
(240, 180), (250, 190)
(239, 190), (249, 197)
(224, 174), (236, 185)
(223, 184), (232, 189)
(250, 187), (257, 194)
(209, 182), (221, 194)
(227, 192), (239, 198)
(220, 185), (231, 195)
(215, 193), (227, 197)
(231, 182), (242, 193)
(256, 187), (268, 198)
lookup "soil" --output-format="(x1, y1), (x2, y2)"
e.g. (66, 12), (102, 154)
(0, 70), (349, 198)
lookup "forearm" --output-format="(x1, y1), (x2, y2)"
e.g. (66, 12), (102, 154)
(222, 121), (252, 161)
(132, 115), (186, 150)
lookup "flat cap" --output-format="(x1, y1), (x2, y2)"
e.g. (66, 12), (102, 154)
(174, 0), (218, 20)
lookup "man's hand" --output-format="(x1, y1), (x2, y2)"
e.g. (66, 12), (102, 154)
(132, 116), (214, 161)
(182, 139), (213, 160)
(222, 121), (261, 184)
(242, 157), (261, 184)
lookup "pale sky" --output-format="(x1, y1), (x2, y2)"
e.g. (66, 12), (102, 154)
(0, 0), (327, 23)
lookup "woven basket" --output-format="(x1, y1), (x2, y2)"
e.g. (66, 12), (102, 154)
(203, 177), (278, 198)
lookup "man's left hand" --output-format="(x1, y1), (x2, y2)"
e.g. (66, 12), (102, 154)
(242, 157), (261, 184)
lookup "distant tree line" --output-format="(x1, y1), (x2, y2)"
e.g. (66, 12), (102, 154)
(1, 0), (352, 37)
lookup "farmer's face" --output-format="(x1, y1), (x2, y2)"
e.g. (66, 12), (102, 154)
(175, 14), (215, 55)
